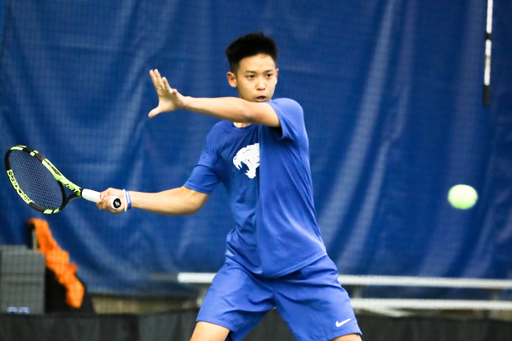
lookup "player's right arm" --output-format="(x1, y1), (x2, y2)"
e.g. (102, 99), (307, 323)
(98, 186), (209, 215)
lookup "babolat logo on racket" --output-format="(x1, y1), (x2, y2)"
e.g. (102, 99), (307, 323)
(6, 169), (34, 205)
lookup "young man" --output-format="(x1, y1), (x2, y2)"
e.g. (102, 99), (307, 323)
(98, 33), (362, 341)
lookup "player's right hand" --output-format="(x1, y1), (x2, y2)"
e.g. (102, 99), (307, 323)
(98, 188), (125, 214)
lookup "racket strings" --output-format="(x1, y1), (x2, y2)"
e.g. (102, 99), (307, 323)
(8, 150), (64, 210)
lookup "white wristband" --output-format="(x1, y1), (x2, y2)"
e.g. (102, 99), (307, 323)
(123, 189), (132, 212)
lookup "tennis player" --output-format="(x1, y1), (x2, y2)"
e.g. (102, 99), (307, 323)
(98, 32), (362, 341)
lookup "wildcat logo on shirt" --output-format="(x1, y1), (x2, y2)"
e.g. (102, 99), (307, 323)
(233, 143), (259, 179)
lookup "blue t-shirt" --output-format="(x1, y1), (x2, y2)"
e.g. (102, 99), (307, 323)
(184, 98), (327, 277)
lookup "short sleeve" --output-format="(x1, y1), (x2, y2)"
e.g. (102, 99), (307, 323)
(184, 133), (221, 194)
(267, 98), (305, 141)
(184, 165), (220, 194)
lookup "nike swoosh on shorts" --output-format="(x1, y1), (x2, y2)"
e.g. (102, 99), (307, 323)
(335, 318), (352, 328)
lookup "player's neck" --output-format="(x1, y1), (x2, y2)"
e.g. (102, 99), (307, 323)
(234, 122), (251, 128)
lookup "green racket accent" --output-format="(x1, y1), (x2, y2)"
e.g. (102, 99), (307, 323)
(24, 147), (83, 199)
(41, 158), (82, 197)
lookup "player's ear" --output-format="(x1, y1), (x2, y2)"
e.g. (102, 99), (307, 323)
(275, 68), (279, 83)
(227, 71), (237, 88)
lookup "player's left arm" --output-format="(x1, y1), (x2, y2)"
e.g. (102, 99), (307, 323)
(148, 70), (280, 127)
(183, 96), (280, 127)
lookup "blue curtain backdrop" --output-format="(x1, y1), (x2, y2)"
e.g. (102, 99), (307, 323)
(0, 0), (511, 298)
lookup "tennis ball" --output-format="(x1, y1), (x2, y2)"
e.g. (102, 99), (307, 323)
(447, 185), (478, 209)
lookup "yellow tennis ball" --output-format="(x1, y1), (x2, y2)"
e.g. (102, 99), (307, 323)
(448, 185), (478, 209)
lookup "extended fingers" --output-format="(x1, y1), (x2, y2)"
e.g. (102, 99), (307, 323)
(150, 70), (173, 92)
(150, 69), (165, 88)
(161, 76), (171, 91)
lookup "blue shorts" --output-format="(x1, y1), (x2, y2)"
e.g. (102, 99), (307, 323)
(197, 256), (361, 341)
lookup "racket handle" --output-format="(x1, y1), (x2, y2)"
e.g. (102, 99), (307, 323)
(82, 189), (122, 211)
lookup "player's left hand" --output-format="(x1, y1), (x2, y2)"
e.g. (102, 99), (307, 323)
(148, 69), (186, 117)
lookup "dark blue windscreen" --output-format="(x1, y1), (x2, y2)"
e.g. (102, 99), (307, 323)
(0, 0), (511, 298)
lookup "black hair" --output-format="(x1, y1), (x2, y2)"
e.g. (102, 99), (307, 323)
(225, 32), (279, 72)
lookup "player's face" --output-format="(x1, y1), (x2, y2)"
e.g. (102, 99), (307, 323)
(227, 54), (278, 103)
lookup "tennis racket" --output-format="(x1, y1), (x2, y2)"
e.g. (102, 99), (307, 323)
(5, 145), (121, 214)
